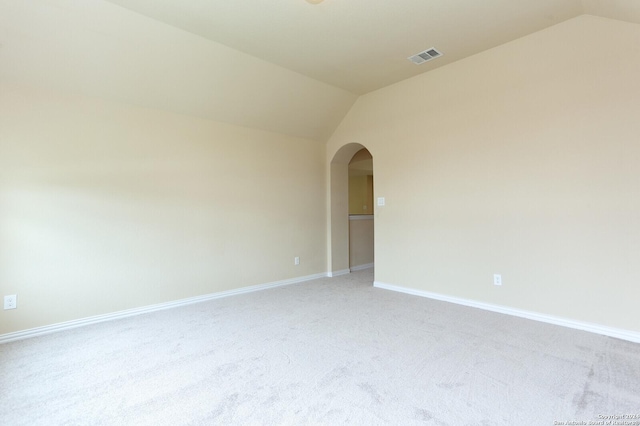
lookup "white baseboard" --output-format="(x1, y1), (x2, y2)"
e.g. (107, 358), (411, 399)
(0, 272), (328, 344)
(350, 263), (374, 272)
(328, 269), (350, 277)
(373, 281), (640, 344)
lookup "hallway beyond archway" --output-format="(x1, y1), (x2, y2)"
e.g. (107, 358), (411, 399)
(328, 143), (374, 277)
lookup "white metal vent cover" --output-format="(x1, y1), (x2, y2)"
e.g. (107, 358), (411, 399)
(408, 47), (443, 65)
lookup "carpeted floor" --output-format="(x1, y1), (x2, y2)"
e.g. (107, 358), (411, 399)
(1, 270), (639, 425)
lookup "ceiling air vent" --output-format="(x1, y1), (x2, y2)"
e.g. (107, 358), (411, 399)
(408, 47), (443, 65)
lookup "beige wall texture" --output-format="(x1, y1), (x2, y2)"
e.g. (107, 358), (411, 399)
(0, 81), (327, 334)
(328, 15), (640, 332)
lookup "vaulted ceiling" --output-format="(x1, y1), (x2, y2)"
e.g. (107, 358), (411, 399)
(104, 0), (640, 94)
(2, 1), (639, 142)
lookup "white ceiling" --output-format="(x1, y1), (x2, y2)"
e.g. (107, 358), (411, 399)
(104, 0), (640, 95)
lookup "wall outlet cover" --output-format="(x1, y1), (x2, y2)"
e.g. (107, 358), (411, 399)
(4, 295), (17, 310)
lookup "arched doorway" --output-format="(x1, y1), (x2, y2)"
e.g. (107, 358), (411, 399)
(328, 143), (374, 277)
(348, 148), (374, 271)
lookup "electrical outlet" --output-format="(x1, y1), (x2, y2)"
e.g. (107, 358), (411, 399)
(493, 274), (502, 286)
(4, 294), (17, 310)
(294, 256), (300, 265)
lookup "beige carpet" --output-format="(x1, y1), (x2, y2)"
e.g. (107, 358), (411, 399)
(1, 270), (639, 425)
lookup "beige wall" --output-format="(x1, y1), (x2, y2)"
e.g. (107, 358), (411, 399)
(349, 218), (374, 268)
(328, 163), (350, 274)
(0, 81), (327, 334)
(349, 176), (374, 215)
(328, 15), (640, 332)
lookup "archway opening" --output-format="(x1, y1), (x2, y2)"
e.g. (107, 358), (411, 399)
(328, 143), (374, 277)
(348, 148), (374, 271)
